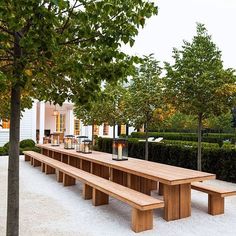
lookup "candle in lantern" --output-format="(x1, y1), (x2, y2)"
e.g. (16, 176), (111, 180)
(85, 144), (89, 153)
(117, 144), (122, 160)
(68, 139), (71, 149)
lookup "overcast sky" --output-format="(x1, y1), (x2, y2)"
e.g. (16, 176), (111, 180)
(123, 0), (236, 69)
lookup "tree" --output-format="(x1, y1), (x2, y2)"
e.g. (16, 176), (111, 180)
(0, 1), (158, 235)
(165, 23), (236, 171)
(74, 82), (128, 141)
(126, 54), (163, 160)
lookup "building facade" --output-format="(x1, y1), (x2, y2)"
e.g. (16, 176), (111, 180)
(0, 101), (134, 146)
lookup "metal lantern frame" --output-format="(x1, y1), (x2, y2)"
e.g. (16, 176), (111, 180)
(64, 135), (76, 149)
(51, 134), (60, 146)
(112, 138), (128, 161)
(76, 135), (88, 152)
(82, 139), (92, 154)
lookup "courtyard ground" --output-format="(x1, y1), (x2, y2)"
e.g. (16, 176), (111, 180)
(0, 156), (236, 236)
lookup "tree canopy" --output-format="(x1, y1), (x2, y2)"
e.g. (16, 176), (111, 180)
(0, 1), (158, 235)
(126, 54), (164, 160)
(164, 23), (236, 170)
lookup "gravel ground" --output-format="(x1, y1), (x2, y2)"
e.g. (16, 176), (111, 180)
(1, 156), (236, 236)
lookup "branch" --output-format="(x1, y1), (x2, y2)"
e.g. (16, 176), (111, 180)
(0, 63), (13, 70)
(0, 56), (13, 61)
(0, 26), (14, 36)
(59, 34), (100, 45)
(60, 0), (78, 35)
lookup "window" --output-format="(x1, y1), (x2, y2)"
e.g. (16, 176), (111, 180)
(103, 122), (109, 135)
(93, 124), (99, 136)
(56, 114), (65, 132)
(2, 120), (10, 129)
(74, 119), (80, 135)
(120, 124), (126, 135)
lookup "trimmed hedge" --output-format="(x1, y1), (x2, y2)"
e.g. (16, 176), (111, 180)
(97, 137), (236, 183)
(0, 139), (40, 156)
(131, 132), (235, 146)
(20, 139), (35, 148)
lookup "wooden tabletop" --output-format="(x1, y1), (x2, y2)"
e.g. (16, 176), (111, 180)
(37, 144), (216, 185)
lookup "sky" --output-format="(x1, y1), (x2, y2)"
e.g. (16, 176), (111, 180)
(123, 0), (236, 69)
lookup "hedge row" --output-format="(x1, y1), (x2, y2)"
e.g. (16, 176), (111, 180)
(131, 132), (235, 146)
(0, 139), (40, 156)
(97, 137), (236, 183)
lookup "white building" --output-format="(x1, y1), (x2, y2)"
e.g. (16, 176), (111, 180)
(0, 101), (134, 147)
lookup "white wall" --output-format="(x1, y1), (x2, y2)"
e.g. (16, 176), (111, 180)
(0, 105), (37, 147)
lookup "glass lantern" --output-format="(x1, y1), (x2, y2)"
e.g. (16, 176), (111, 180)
(82, 139), (92, 154)
(64, 135), (76, 149)
(51, 133), (60, 146)
(112, 138), (128, 161)
(76, 135), (88, 152)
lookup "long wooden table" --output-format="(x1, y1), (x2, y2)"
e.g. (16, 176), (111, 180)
(36, 144), (216, 221)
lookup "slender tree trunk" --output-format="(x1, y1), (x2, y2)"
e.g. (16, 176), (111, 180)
(7, 31), (22, 236)
(113, 122), (116, 140)
(144, 122), (148, 161)
(197, 113), (203, 171)
(91, 121), (95, 146)
(7, 84), (21, 236)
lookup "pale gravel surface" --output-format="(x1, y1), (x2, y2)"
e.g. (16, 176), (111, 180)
(0, 156), (236, 236)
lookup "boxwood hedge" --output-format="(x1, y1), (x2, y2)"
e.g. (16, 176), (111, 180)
(131, 132), (235, 146)
(97, 137), (236, 183)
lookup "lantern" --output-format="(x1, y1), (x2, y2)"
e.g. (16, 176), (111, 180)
(76, 135), (88, 152)
(51, 133), (60, 146)
(82, 139), (92, 154)
(112, 138), (128, 161)
(64, 135), (76, 149)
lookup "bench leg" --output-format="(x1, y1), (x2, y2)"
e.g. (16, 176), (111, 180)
(33, 159), (41, 167)
(30, 157), (34, 166)
(92, 189), (109, 206)
(45, 165), (55, 174)
(56, 171), (63, 183)
(41, 163), (45, 172)
(63, 173), (76, 186)
(208, 195), (224, 215)
(131, 208), (153, 233)
(83, 184), (93, 200)
(25, 155), (30, 162)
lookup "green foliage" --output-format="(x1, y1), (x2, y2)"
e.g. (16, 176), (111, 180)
(74, 82), (128, 126)
(97, 137), (236, 183)
(164, 22), (236, 170)
(0, 0), (158, 115)
(165, 23), (236, 117)
(0, 139), (38, 155)
(126, 54), (164, 129)
(0, 146), (8, 156)
(131, 132), (235, 145)
(19, 139), (35, 148)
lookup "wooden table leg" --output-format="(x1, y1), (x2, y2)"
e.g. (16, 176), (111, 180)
(163, 183), (191, 221)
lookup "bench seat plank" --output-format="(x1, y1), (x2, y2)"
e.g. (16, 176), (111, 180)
(24, 151), (164, 211)
(191, 182), (236, 197)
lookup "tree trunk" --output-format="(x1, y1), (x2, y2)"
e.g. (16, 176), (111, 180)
(144, 122), (148, 161)
(113, 122), (116, 140)
(91, 121), (95, 146)
(197, 113), (203, 171)
(7, 84), (21, 236)
(7, 31), (22, 236)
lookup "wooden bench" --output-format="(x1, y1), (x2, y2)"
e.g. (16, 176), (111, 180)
(24, 151), (164, 233)
(191, 182), (236, 215)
